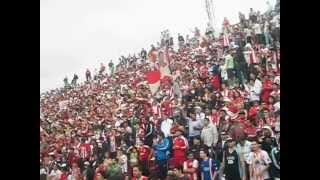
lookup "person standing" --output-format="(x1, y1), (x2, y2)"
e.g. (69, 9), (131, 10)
(116, 149), (128, 177)
(172, 128), (189, 168)
(144, 118), (154, 147)
(85, 69), (91, 82)
(253, 23), (263, 46)
(141, 48), (147, 62)
(183, 152), (199, 180)
(108, 60), (114, 74)
(236, 136), (252, 180)
(199, 149), (219, 180)
(200, 118), (218, 155)
(137, 142), (152, 176)
(270, 138), (280, 180)
(71, 74), (79, 86)
(153, 132), (171, 180)
(188, 112), (203, 146)
(220, 138), (243, 180)
(224, 49), (235, 81)
(82, 162), (94, 180)
(247, 140), (272, 180)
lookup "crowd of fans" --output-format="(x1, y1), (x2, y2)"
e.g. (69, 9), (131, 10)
(40, 4), (280, 180)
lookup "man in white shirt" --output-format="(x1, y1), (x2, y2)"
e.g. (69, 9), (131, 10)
(253, 23), (263, 45)
(236, 137), (252, 180)
(160, 114), (173, 137)
(187, 112), (203, 145)
(195, 106), (205, 126)
(201, 118), (218, 149)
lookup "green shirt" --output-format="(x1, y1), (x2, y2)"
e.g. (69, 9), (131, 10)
(225, 54), (234, 69)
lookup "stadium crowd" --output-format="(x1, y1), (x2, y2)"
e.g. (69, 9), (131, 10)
(40, 4), (280, 180)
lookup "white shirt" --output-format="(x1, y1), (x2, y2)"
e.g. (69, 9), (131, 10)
(201, 123), (218, 147)
(244, 79), (262, 102)
(188, 117), (203, 137)
(253, 23), (262, 34)
(236, 141), (252, 163)
(161, 118), (173, 137)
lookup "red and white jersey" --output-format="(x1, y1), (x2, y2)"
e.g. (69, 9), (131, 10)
(173, 135), (189, 158)
(183, 159), (199, 180)
(79, 143), (91, 159)
(221, 89), (233, 98)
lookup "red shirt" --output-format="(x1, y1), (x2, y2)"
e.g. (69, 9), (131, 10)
(261, 80), (273, 103)
(138, 145), (151, 161)
(173, 135), (188, 158)
(161, 101), (173, 117)
(79, 143), (91, 159)
(248, 105), (259, 119)
(244, 122), (257, 137)
(211, 74), (221, 90)
(60, 172), (69, 180)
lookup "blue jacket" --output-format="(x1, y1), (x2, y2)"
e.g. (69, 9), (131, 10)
(153, 137), (171, 161)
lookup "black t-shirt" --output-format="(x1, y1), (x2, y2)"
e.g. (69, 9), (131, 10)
(224, 149), (241, 180)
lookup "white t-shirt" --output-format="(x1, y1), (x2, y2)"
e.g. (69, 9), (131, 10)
(161, 118), (173, 137)
(253, 23), (262, 34)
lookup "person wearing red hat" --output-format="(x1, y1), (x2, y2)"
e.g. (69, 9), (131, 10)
(172, 128), (189, 168)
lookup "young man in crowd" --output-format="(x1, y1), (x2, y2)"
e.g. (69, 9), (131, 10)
(201, 118), (218, 157)
(247, 139), (272, 180)
(220, 138), (243, 180)
(270, 137), (280, 180)
(183, 152), (199, 180)
(199, 149), (219, 180)
(172, 128), (189, 168)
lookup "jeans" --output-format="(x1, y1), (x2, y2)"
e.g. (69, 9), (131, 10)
(264, 32), (273, 46)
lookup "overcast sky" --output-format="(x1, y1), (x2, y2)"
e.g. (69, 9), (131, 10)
(40, 0), (274, 92)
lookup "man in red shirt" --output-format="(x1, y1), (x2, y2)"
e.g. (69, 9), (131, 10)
(172, 128), (188, 168)
(78, 138), (91, 161)
(183, 152), (199, 180)
(131, 165), (148, 180)
(261, 74), (273, 103)
(137, 142), (152, 176)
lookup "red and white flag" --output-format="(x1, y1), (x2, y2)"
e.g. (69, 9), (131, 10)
(145, 70), (161, 95)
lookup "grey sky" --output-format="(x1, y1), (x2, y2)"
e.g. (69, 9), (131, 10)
(40, 0), (274, 92)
